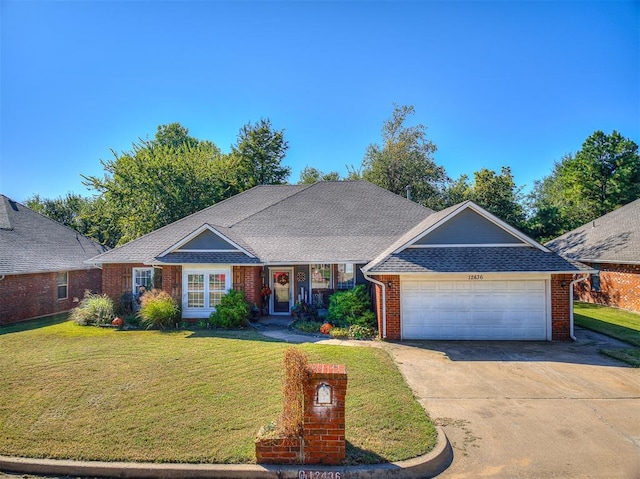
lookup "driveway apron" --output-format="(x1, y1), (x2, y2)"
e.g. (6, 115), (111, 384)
(384, 328), (640, 479)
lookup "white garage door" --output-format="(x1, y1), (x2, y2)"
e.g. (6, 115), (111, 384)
(401, 279), (548, 340)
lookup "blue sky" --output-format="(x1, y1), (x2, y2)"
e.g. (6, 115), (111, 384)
(1, 0), (638, 203)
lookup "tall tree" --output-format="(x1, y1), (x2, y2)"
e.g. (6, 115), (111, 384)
(362, 104), (446, 209)
(298, 166), (341, 184)
(527, 130), (640, 241)
(82, 123), (233, 245)
(470, 167), (525, 228)
(231, 118), (291, 188)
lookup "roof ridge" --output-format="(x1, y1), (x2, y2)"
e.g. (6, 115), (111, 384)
(227, 183), (314, 227)
(1, 194), (106, 248)
(0, 195), (13, 230)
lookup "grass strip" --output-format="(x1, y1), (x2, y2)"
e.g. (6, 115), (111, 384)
(574, 302), (640, 367)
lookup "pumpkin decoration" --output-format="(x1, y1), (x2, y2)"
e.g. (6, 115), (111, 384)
(112, 317), (124, 327)
(320, 323), (333, 334)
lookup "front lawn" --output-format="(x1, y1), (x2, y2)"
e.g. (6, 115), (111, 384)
(0, 320), (436, 464)
(574, 302), (640, 367)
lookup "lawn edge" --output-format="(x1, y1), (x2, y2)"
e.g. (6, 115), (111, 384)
(0, 426), (451, 479)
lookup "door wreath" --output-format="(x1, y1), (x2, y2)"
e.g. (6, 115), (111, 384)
(275, 272), (289, 286)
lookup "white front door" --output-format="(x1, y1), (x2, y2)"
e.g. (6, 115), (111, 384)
(401, 279), (548, 340)
(270, 268), (293, 315)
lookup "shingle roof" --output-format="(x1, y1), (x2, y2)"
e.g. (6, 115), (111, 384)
(366, 246), (592, 274)
(0, 195), (108, 275)
(88, 181), (434, 265)
(546, 198), (640, 264)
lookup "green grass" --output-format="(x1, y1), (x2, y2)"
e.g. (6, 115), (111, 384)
(574, 302), (640, 367)
(0, 320), (436, 464)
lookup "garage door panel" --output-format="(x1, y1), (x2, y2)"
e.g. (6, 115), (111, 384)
(401, 279), (547, 340)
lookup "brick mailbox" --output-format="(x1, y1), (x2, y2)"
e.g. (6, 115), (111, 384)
(256, 363), (347, 465)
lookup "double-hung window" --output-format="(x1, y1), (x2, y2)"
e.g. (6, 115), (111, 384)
(57, 272), (68, 300)
(184, 269), (229, 313)
(337, 264), (355, 289)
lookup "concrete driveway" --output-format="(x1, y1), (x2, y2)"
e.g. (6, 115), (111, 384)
(384, 327), (640, 479)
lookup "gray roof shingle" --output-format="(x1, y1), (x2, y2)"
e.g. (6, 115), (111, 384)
(0, 195), (108, 275)
(546, 198), (640, 264)
(89, 181), (434, 265)
(367, 247), (592, 274)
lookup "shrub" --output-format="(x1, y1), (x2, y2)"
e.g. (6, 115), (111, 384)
(327, 285), (376, 328)
(329, 327), (349, 339)
(71, 292), (115, 326)
(293, 320), (322, 333)
(209, 289), (250, 328)
(279, 347), (309, 437)
(348, 324), (377, 340)
(137, 289), (180, 330)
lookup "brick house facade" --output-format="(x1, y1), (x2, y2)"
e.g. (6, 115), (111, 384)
(573, 263), (640, 313)
(0, 269), (103, 326)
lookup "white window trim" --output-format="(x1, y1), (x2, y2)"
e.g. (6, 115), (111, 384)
(132, 267), (154, 295)
(57, 271), (68, 301)
(336, 263), (356, 290)
(182, 266), (232, 318)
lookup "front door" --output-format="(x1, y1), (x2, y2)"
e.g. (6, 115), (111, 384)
(270, 268), (293, 314)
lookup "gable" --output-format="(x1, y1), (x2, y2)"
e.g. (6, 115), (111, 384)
(178, 228), (238, 251)
(414, 208), (524, 246)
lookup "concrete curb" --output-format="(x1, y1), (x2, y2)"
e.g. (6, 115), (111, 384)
(0, 427), (451, 479)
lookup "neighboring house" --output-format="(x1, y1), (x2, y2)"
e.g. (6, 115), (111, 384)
(546, 198), (640, 314)
(0, 195), (108, 325)
(88, 181), (590, 341)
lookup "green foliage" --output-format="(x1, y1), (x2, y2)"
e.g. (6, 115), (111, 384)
(293, 320), (323, 333)
(137, 290), (180, 330)
(348, 324), (377, 340)
(209, 289), (250, 328)
(71, 292), (115, 326)
(231, 118), (291, 188)
(361, 104), (446, 210)
(83, 133), (230, 245)
(527, 131), (640, 241)
(298, 166), (341, 184)
(329, 327), (350, 339)
(327, 285), (376, 328)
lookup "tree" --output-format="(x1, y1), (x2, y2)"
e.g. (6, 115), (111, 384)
(25, 193), (92, 231)
(527, 131), (640, 241)
(82, 123), (234, 245)
(25, 193), (120, 248)
(231, 118), (291, 188)
(298, 166), (341, 184)
(361, 104), (446, 209)
(469, 167), (525, 228)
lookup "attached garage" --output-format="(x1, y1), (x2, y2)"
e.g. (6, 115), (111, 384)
(401, 277), (549, 340)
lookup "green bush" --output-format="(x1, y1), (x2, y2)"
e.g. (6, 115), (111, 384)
(327, 285), (376, 328)
(209, 289), (250, 328)
(329, 327), (349, 339)
(71, 292), (115, 326)
(348, 324), (377, 340)
(137, 290), (180, 330)
(293, 320), (323, 333)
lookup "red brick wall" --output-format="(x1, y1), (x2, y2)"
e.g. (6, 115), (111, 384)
(234, 266), (262, 306)
(303, 364), (347, 465)
(574, 263), (640, 313)
(370, 275), (401, 340)
(551, 274), (573, 341)
(255, 363), (347, 465)
(0, 269), (102, 326)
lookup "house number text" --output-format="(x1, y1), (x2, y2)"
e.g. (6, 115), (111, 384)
(468, 274), (484, 280)
(298, 471), (341, 479)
